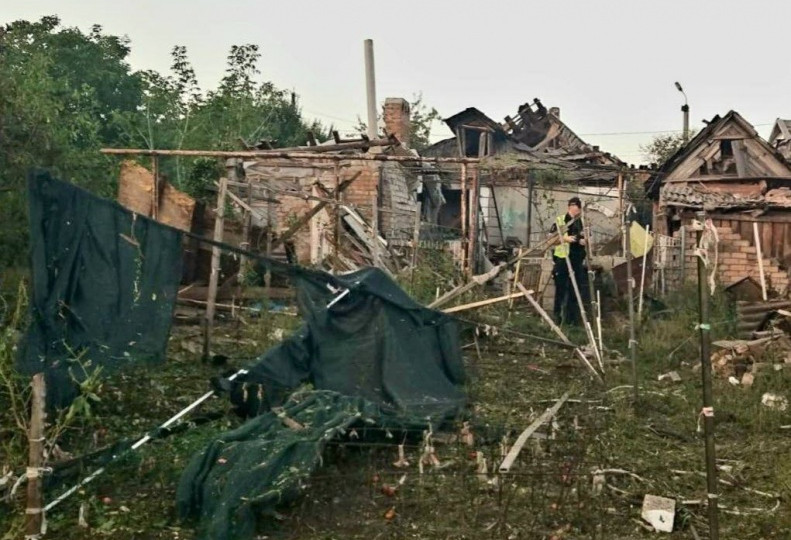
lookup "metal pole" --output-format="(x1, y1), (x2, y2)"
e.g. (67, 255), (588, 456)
(624, 213), (638, 407)
(682, 104), (690, 143)
(695, 212), (720, 540)
(363, 39), (378, 140)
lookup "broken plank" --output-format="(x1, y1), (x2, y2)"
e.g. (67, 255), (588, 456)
(441, 292), (527, 314)
(270, 172), (361, 251)
(499, 392), (571, 473)
(516, 282), (603, 382)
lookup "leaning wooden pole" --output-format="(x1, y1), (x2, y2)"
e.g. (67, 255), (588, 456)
(554, 226), (602, 371)
(581, 204), (597, 321)
(203, 176), (228, 358)
(695, 212), (720, 540)
(25, 373), (46, 538)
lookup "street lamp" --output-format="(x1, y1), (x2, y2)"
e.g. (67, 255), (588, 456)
(674, 81), (690, 142)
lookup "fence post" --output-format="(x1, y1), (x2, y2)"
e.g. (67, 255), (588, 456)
(25, 373), (46, 538)
(695, 211), (720, 540)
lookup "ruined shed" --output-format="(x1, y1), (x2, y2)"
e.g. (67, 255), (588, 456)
(423, 99), (625, 248)
(649, 111), (791, 295)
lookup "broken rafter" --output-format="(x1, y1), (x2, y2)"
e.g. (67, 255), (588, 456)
(101, 148), (481, 164)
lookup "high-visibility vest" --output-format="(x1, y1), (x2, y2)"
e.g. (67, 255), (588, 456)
(553, 215), (569, 258)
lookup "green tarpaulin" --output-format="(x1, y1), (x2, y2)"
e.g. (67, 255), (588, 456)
(179, 267), (466, 540)
(20, 172), (183, 408)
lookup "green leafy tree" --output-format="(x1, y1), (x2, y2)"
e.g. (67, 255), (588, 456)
(640, 132), (696, 167)
(0, 17), (141, 267)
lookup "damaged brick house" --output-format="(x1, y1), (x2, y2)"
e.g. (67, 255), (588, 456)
(648, 110), (791, 295)
(232, 97), (421, 270)
(422, 99), (625, 249)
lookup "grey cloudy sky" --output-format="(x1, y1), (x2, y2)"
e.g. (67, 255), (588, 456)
(6, 0), (791, 163)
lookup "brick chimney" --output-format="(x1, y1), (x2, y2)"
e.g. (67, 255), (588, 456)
(383, 97), (411, 148)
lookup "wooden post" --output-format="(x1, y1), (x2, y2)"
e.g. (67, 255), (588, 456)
(617, 173), (625, 255)
(25, 373), (46, 537)
(151, 156), (160, 220)
(236, 163), (250, 289)
(203, 176), (228, 358)
(410, 202), (422, 292)
(695, 212), (720, 540)
(624, 216), (638, 406)
(460, 163), (468, 275)
(334, 163), (341, 257)
(581, 204), (597, 320)
(526, 176), (534, 248)
(371, 193), (379, 268)
(467, 166), (480, 277)
(753, 222), (768, 301)
(680, 224), (687, 285)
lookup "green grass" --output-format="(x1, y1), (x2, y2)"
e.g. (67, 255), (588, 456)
(2, 276), (790, 539)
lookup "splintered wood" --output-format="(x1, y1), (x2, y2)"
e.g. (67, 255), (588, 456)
(499, 391), (571, 473)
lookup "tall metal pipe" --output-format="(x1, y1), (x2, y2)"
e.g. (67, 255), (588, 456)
(364, 39), (378, 140)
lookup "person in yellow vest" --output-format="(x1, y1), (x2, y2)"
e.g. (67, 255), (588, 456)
(549, 197), (587, 325)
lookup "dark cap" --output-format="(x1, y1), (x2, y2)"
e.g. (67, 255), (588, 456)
(568, 196), (582, 208)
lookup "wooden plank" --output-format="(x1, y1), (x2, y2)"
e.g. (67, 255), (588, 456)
(740, 220), (751, 240)
(499, 392), (571, 473)
(204, 176), (227, 357)
(25, 373), (46, 537)
(762, 221), (772, 263)
(773, 221), (784, 260)
(732, 140), (747, 177)
(754, 222), (768, 301)
(441, 292), (526, 314)
(783, 223), (791, 267)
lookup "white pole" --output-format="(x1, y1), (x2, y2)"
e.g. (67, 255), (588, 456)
(596, 290), (603, 353)
(363, 39), (378, 140)
(638, 225), (650, 320)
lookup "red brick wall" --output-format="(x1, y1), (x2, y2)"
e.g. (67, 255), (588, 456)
(383, 98), (411, 148)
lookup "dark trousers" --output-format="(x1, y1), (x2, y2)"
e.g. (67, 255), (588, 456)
(553, 258), (589, 325)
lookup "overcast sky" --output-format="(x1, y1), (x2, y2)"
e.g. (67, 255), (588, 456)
(6, 0), (791, 164)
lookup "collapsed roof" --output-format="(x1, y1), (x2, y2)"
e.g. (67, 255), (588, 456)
(423, 99), (624, 182)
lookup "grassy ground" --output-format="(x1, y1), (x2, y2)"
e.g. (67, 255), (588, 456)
(2, 274), (790, 539)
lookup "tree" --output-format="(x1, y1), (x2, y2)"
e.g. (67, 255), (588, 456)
(0, 17), (142, 267)
(639, 131), (696, 167)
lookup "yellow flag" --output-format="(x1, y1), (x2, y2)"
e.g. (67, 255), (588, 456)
(630, 222), (653, 257)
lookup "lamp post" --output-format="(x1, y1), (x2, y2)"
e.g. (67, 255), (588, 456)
(675, 81), (690, 142)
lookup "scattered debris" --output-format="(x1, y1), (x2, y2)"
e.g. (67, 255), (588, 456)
(392, 444), (409, 468)
(761, 393), (788, 411)
(641, 494), (675, 533)
(657, 371), (681, 383)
